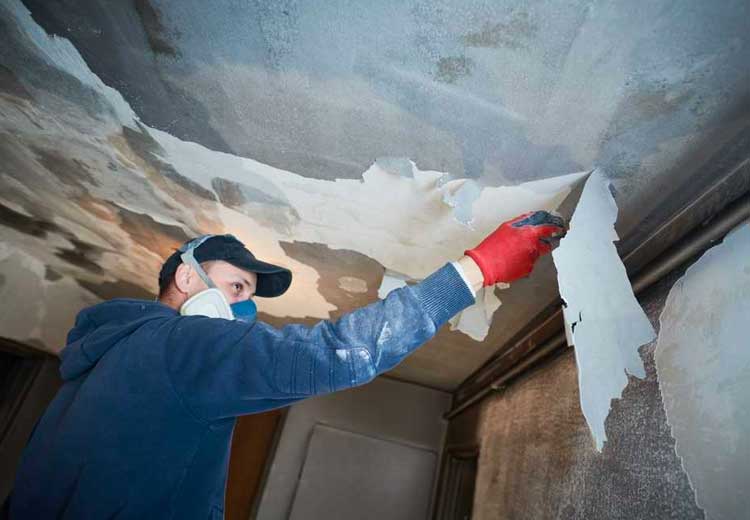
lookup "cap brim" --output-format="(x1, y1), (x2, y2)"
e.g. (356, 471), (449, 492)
(229, 256), (292, 298)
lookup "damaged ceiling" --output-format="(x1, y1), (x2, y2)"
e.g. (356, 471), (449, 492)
(0, 0), (748, 390)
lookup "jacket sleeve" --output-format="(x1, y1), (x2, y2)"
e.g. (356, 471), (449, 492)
(163, 263), (475, 421)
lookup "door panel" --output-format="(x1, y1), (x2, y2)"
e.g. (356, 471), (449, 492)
(289, 424), (437, 520)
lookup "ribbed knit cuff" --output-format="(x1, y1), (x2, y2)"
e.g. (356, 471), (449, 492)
(411, 263), (476, 329)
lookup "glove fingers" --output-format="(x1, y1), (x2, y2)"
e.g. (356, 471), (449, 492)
(533, 223), (567, 239)
(510, 210), (566, 230)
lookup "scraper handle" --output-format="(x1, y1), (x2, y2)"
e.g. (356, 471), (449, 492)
(465, 210), (567, 285)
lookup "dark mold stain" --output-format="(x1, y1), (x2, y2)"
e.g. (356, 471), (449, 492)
(0, 203), (110, 276)
(212, 177), (289, 208)
(161, 164), (216, 201)
(55, 239), (106, 275)
(0, 64), (32, 100)
(44, 266), (63, 282)
(435, 55), (474, 84)
(0, 273), (5, 289)
(211, 178), (250, 208)
(33, 147), (100, 188)
(122, 125), (217, 201)
(77, 277), (156, 300)
(279, 241), (385, 319)
(463, 11), (538, 50)
(0, 202), (60, 238)
(116, 205), (191, 260)
(212, 177), (300, 234)
(133, 0), (180, 57)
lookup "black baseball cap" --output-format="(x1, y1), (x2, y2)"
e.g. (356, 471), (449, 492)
(158, 234), (292, 297)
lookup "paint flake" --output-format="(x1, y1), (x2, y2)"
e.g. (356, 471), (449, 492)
(448, 286), (503, 341)
(552, 169), (655, 450)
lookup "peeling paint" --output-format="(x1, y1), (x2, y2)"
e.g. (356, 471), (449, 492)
(441, 179), (481, 227)
(552, 170), (655, 450)
(152, 126), (583, 285)
(448, 286), (504, 342)
(655, 222), (750, 520)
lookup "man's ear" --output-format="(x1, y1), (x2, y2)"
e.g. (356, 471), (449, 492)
(173, 263), (193, 295)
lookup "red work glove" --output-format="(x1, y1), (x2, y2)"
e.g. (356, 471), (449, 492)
(465, 211), (566, 285)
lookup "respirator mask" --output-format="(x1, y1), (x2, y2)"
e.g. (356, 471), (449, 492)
(177, 235), (257, 323)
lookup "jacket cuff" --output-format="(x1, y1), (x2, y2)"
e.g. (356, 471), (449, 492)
(411, 263), (476, 329)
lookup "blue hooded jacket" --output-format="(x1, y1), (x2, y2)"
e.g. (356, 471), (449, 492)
(9, 263), (474, 519)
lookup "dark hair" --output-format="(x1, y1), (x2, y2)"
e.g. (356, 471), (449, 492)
(158, 250), (185, 297)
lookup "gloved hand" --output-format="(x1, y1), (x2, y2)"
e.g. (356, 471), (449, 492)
(465, 211), (566, 286)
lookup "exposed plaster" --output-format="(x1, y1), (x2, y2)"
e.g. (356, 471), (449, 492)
(552, 169), (655, 450)
(655, 221), (750, 520)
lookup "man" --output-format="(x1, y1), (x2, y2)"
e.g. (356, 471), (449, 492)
(9, 211), (564, 519)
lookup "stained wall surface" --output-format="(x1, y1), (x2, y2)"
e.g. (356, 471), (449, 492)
(446, 263), (712, 519)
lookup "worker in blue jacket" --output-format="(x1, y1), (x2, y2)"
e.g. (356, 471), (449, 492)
(8, 211), (564, 519)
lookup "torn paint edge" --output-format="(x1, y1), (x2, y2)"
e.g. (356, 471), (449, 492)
(552, 169), (655, 451)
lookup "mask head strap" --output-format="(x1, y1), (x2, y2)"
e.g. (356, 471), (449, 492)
(179, 235), (218, 289)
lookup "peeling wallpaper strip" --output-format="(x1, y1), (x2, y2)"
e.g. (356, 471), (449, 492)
(552, 169), (656, 450)
(655, 222), (750, 520)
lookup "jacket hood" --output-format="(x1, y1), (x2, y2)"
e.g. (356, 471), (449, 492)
(60, 299), (176, 381)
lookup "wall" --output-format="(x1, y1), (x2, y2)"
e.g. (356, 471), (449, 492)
(225, 410), (283, 520)
(256, 376), (450, 520)
(0, 342), (62, 505)
(445, 261), (716, 519)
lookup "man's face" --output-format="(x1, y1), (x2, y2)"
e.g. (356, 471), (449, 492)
(200, 260), (258, 304)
